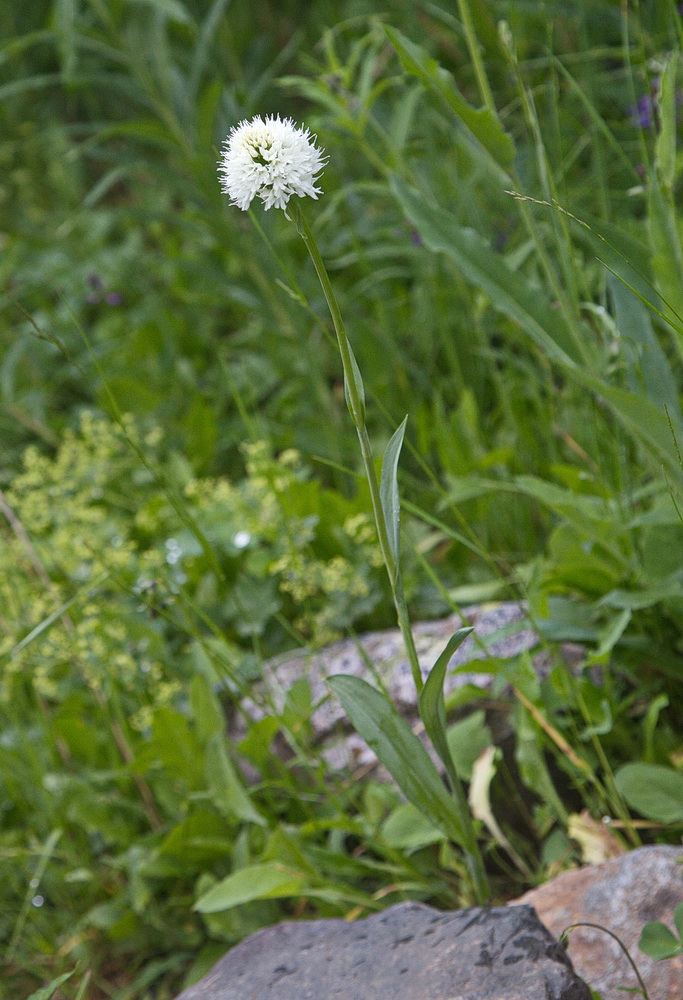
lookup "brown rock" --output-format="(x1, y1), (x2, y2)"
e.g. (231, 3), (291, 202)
(513, 845), (683, 1000)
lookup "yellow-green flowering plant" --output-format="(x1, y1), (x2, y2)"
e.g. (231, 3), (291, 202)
(218, 114), (489, 903)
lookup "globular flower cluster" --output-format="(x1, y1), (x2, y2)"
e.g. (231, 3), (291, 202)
(218, 115), (326, 211)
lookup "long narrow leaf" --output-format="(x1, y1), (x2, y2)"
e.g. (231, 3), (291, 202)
(392, 178), (683, 487)
(419, 628), (473, 790)
(392, 177), (585, 365)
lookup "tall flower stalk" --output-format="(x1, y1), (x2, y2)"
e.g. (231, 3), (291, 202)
(292, 204), (424, 691)
(219, 115), (488, 903)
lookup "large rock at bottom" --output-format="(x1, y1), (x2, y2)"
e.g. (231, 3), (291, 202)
(513, 845), (683, 1000)
(176, 902), (591, 1000)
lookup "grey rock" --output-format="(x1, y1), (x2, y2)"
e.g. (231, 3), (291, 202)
(234, 602), (583, 774)
(176, 902), (591, 1000)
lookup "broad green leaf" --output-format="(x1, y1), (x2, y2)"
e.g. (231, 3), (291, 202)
(194, 863), (305, 913)
(134, 707), (204, 789)
(586, 608), (631, 666)
(513, 475), (615, 542)
(384, 26), (515, 168)
(600, 579), (683, 611)
(205, 735), (265, 826)
(158, 810), (234, 864)
(675, 901), (683, 942)
(381, 801), (445, 850)
(615, 763), (683, 823)
(380, 416), (408, 576)
(328, 673), (468, 846)
(639, 920), (683, 960)
(419, 627), (473, 788)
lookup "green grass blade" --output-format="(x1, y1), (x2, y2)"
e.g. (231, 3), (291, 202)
(391, 177), (586, 365)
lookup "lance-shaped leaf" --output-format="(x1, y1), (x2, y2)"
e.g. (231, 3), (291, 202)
(194, 862), (305, 913)
(418, 627), (473, 790)
(380, 416), (408, 578)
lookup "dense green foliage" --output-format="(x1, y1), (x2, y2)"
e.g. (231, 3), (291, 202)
(1, 0), (683, 996)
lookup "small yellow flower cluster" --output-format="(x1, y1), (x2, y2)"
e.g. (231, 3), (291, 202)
(343, 513), (384, 567)
(179, 440), (382, 645)
(1, 415), (387, 718)
(1, 413), (168, 708)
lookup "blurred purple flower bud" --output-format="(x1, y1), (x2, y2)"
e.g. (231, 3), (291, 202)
(86, 273), (104, 290)
(105, 292), (123, 306)
(629, 94), (654, 129)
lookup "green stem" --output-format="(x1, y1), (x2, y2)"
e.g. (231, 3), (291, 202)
(294, 202), (423, 693)
(293, 200), (489, 902)
(456, 0), (496, 116)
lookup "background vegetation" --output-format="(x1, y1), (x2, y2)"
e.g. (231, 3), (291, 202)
(1, 0), (682, 996)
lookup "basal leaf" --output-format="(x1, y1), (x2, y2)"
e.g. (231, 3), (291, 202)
(194, 863), (305, 913)
(328, 673), (468, 846)
(615, 763), (683, 823)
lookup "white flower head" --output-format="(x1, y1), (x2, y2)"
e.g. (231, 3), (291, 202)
(218, 115), (326, 211)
